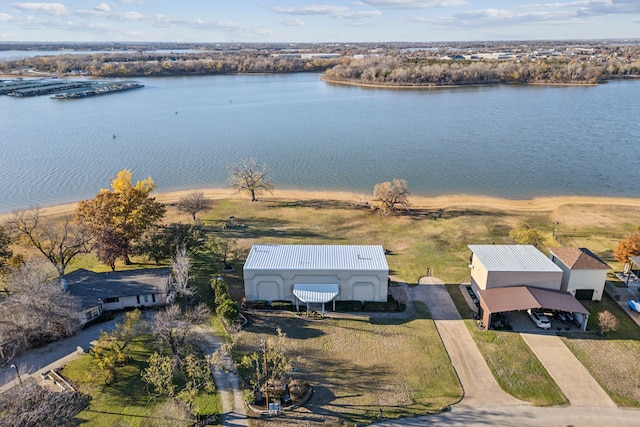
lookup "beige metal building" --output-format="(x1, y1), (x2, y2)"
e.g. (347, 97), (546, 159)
(243, 244), (389, 305)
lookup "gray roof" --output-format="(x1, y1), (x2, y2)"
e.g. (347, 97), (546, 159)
(63, 268), (171, 311)
(244, 245), (389, 271)
(469, 245), (562, 273)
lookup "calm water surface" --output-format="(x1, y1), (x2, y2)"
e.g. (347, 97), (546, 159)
(1, 73), (639, 212)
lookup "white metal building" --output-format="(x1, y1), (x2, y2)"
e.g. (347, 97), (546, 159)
(469, 245), (563, 291)
(243, 244), (389, 305)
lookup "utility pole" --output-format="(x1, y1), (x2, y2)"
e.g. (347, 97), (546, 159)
(10, 364), (23, 389)
(262, 339), (269, 410)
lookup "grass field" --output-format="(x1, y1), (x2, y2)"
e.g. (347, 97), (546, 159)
(560, 295), (640, 407)
(235, 303), (461, 426)
(9, 192), (640, 423)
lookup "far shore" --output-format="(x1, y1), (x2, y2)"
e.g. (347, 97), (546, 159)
(320, 75), (602, 89)
(3, 187), (640, 222)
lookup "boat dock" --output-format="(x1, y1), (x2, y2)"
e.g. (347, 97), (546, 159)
(0, 78), (144, 98)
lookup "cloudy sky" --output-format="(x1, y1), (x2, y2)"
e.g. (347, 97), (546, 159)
(0, 1), (639, 42)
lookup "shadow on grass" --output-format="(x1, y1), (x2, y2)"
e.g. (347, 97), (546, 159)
(267, 199), (367, 211)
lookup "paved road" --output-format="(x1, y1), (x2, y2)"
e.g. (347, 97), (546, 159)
(0, 315), (119, 393)
(521, 332), (616, 407)
(412, 278), (525, 407)
(374, 404), (640, 426)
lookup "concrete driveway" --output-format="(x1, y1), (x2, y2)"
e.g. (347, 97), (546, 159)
(521, 333), (616, 407)
(411, 278), (525, 407)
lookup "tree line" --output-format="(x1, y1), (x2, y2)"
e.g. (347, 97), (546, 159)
(0, 51), (341, 77)
(323, 56), (640, 86)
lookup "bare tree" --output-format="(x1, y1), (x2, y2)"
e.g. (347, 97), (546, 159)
(372, 179), (410, 214)
(152, 303), (211, 359)
(11, 208), (92, 278)
(170, 245), (195, 299)
(0, 260), (80, 358)
(598, 310), (620, 336)
(0, 385), (89, 427)
(176, 192), (213, 221)
(228, 158), (273, 201)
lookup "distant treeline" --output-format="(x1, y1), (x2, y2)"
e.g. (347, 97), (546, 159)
(0, 51), (342, 77)
(323, 56), (640, 86)
(2, 49), (640, 86)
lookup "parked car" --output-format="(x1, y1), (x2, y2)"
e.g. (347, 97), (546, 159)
(527, 309), (551, 329)
(573, 312), (583, 326)
(557, 312), (567, 323)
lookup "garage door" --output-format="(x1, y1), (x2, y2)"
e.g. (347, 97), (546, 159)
(257, 281), (280, 301)
(575, 289), (594, 301)
(353, 282), (374, 302)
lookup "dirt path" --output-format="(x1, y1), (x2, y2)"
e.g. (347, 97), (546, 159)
(195, 326), (249, 427)
(521, 333), (616, 407)
(413, 277), (525, 407)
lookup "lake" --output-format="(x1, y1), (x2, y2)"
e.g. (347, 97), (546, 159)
(1, 73), (639, 213)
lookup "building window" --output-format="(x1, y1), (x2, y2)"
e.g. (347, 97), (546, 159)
(104, 297), (119, 303)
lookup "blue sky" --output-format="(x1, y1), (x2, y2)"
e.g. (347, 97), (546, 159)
(0, 1), (639, 42)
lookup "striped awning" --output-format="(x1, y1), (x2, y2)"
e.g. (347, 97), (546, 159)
(293, 284), (339, 303)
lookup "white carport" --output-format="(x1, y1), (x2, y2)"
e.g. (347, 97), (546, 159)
(293, 284), (339, 317)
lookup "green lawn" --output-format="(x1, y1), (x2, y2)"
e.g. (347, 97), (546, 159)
(237, 303), (462, 427)
(60, 336), (221, 426)
(560, 295), (640, 407)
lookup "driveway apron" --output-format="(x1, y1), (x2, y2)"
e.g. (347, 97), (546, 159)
(521, 332), (616, 407)
(412, 278), (524, 406)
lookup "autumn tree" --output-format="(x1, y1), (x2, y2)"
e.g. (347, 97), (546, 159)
(509, 222), (544, 247)
(75, 170), (166, 267)
(177, 191), (213, 221)
(11, 209), (92, 278)
(372, 179), (410, 214)
(598, 310), (619, 336)
(228, 158), (273, 201)
(614, 232), (640, 265)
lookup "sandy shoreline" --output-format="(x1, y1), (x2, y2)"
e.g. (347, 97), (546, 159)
(3, 187), (640, 222)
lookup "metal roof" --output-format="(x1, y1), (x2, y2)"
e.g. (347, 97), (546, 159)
(469, 245), (562, 273)
(244, 244), (389, 271)
(478, 286), (589, 315)
(293, 284), (340, 303)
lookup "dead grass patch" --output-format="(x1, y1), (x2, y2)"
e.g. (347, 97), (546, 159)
(237, 303), (461, 426)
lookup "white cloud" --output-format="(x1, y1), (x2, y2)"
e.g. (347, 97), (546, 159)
(94, 3), (110, 13)
(278, 17), (306, 26)
(11, 2), (68, 16)
(114, 0), (143, 3)
(360, 0), (466, 9)
(273, 5), (350, 16)
(578, 0), (640, 15)
(272, 4), (382, 19)
(0, 13), (14, 22)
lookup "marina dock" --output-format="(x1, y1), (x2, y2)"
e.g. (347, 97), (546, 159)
(0, 78), (144, 98)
